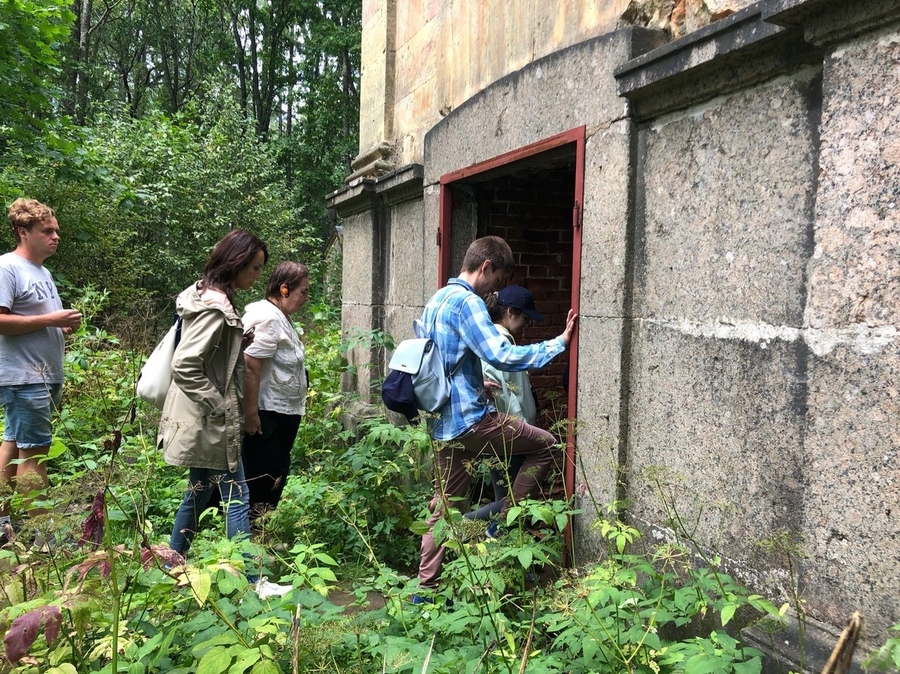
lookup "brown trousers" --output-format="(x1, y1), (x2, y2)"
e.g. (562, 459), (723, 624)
(417, 412), (561, 590)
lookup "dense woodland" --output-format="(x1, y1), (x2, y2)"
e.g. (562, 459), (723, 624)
(1, 0), (358, 322)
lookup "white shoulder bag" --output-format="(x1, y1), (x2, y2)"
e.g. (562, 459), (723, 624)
(136, 318), (182, 409)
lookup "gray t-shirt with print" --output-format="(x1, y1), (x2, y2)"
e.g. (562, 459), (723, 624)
(0, 252), (65, 385)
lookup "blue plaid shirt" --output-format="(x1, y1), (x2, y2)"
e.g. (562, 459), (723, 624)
(417, 278), (565, 440)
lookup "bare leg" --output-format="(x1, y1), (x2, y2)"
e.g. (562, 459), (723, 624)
(0, 439), (17, 518)
(16, 446), (50, 516)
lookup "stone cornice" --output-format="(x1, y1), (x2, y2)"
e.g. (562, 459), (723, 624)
(615, 0), (830, 121)
(764, 0), (900, 46)
(326, 163), (423, 218)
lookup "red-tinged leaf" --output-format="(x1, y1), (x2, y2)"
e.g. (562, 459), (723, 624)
(43, 606), (61, 645)
(140, 544), (184, 570)
(78, 490), (105, 549)
(4, 606), (61, 664)
(102, 431), (122, 457)
(64, 549), (123, 589)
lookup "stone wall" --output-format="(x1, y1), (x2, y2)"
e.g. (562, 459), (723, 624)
(330, 0), (900, 660)
(356, 0), (757, 175)
(627, 67), (820, 579)
(801, 19), (900, 633)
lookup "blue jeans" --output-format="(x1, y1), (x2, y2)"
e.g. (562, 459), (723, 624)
(170, 464), (251, 556)
(1, 383), (62, 448)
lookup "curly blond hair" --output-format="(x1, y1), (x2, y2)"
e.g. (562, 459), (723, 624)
(7, 198), (55, 244)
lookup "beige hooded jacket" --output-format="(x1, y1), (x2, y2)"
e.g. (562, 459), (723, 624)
(157, 283), (245, 472)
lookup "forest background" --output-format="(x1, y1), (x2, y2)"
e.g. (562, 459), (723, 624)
(1, 0), (358, 324)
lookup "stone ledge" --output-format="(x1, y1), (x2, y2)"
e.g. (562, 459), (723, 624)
(326, 178), (376, 218)
(615, 1), (822, 121)
(327, 163), (424, 218)
(376, 163), (425, 207)
(765, 0), (900, 46)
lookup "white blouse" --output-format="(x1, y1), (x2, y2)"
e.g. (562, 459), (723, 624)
(242, 299), (307, 416)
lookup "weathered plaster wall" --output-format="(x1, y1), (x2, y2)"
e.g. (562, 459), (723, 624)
(339, 208), (382, 399)
(357, 0), (757, 172)
(382, 197), (428, 357)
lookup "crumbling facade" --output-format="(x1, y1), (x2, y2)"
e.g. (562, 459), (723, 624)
(328, 0), (900, 668)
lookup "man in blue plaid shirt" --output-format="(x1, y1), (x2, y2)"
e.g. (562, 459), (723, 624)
(416, 236), (577, 594)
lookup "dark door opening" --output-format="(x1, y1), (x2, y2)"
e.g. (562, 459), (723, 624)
(438, 127), (585, 553)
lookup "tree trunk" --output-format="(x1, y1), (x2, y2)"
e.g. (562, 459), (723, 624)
(75, 0), (93, 124)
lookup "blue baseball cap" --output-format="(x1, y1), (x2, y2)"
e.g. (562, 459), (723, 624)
(498, 285), (543, 321)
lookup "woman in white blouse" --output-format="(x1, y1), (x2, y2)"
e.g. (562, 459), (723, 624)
(241, 261), (309, 518)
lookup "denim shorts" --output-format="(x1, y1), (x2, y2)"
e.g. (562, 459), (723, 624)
(0, 383), (62, 449)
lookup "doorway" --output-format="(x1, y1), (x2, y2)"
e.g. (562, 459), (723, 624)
(437, 127), (585, 509)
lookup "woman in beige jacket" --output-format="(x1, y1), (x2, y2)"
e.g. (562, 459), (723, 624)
(158, 230), (267, 557)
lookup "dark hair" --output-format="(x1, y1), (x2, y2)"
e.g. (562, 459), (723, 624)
(265, 261), (309, 299)
(461, 236), (514, 276)
(483, 291), (521, 324)
(199, 229), (268, 303)
(8, 198), (54, 244)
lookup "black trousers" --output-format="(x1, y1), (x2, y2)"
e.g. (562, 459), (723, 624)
(242, 409), (302, 515)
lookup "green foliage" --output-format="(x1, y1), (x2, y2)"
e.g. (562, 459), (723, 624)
(1, 101), (322, 323)
(0, 0), (360, 324)
(0, 0), (74, 156)
(291, 299), (346, 457)
(865, 624), (900, 673)
(263, 417), (431, 572)
(296, 505), (780, 674)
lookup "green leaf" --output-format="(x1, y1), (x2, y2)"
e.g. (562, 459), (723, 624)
(186, 569), (212, 606)
(505, 506), (523, 526)
(197, 646), (235, 674)
(47, 437), (67, 459)
(683, 653), (725, 674)
(721, 603), (737, 626)
(313, 551), (337, 566)
(229, 649), (262, 674)
(249, 659), (282, 674)
(46, 666), (78, 674)
(555, 513), (569, 532)
(582, 635), (599, 662)
(409, 520), (431, 535)
(316, 568), (336, 582)
(733, 656), (762, 674)
(517, 548), (533, 569)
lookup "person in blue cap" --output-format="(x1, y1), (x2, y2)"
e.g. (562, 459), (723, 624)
(466, 285), (542, 521)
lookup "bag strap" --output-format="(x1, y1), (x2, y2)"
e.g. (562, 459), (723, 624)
(424, 288), (467, 378)
(173, 313), (183, 349)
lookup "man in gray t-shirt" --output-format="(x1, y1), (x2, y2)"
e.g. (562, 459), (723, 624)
(0, 199), (82, 544)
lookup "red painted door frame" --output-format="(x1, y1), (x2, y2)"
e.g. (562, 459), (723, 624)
(438, 126), (585, 560)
